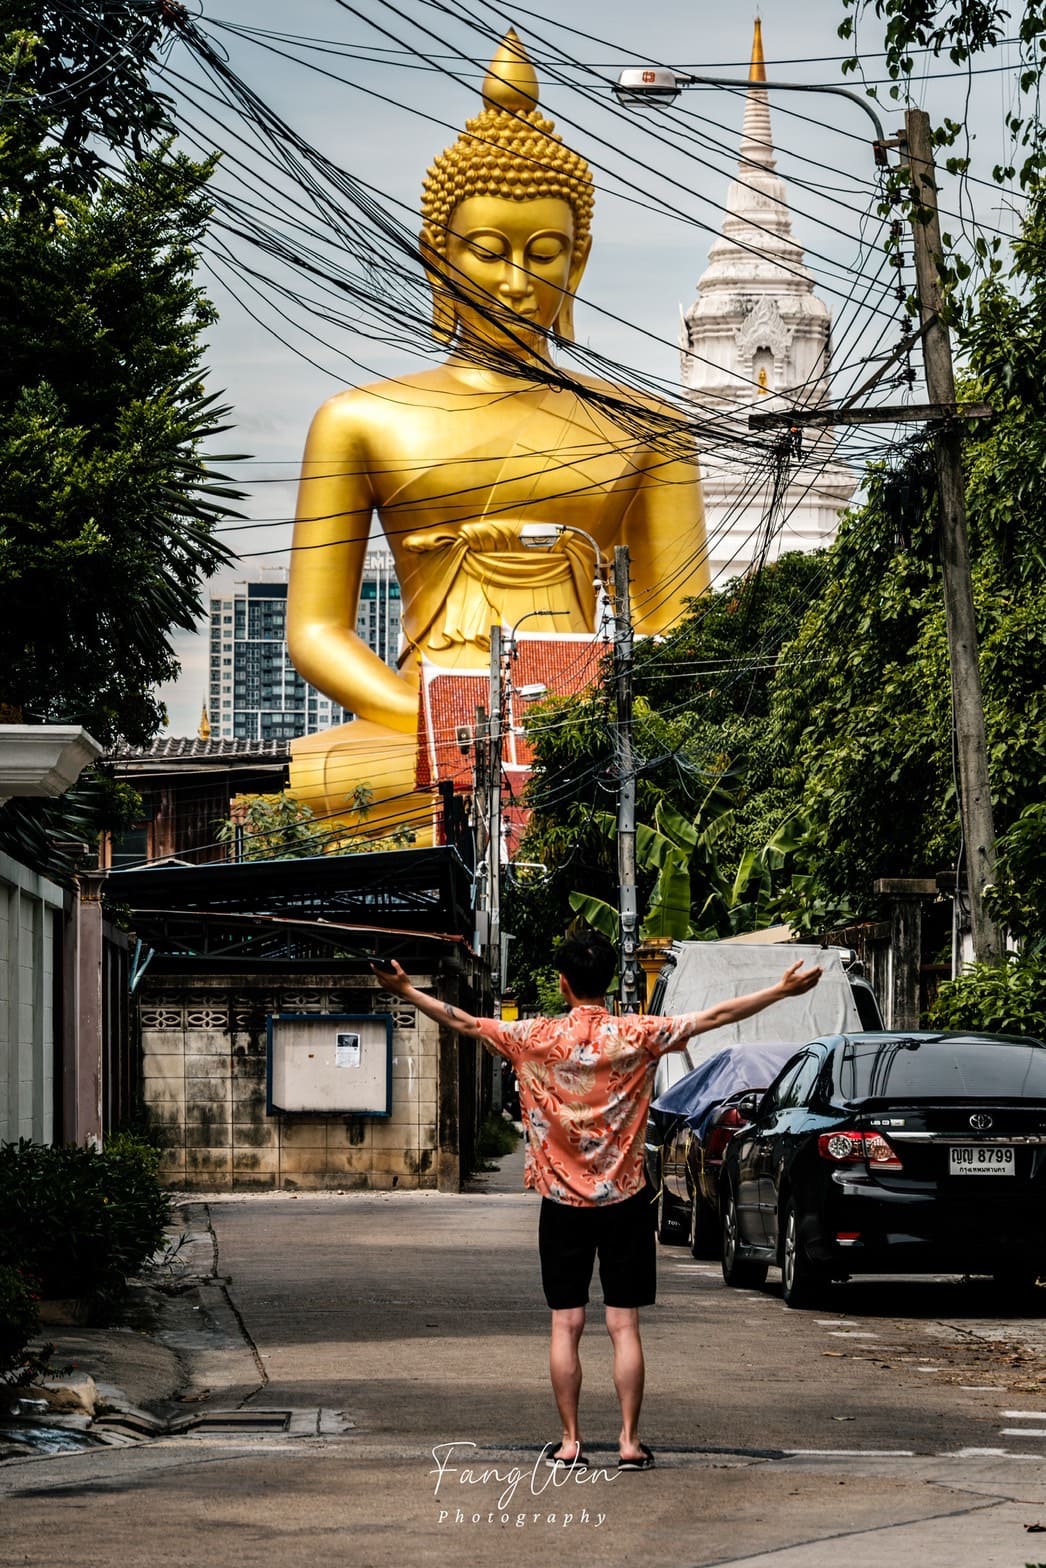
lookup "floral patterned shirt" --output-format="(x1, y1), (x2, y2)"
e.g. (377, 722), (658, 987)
(478, 1006), (702, 1208)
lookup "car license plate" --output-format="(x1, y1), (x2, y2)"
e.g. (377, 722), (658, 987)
(949, 1145), (1015, 1176)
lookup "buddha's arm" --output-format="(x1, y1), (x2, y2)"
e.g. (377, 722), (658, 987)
(286, 399), (417, 733)
(620, 444), (711, 635)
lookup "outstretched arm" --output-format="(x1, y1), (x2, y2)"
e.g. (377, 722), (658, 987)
(371, 960), (487, 1039)
(681, 960), (823, 1039)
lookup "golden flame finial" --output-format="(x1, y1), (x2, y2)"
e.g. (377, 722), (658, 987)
(198, 700), (212, 741)
(482, 28), (540, 112)
(750, 17), (767, 83)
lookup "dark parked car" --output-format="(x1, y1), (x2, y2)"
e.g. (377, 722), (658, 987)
(647, 1042), (805, 1255)
(720, 1030), (1046, 1307)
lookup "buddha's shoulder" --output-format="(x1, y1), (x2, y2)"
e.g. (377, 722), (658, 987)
(308, 374), (517, 454)
(308, 371), (456, 432)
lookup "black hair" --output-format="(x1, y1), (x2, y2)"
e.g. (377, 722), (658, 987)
(554, 932), (617, 999)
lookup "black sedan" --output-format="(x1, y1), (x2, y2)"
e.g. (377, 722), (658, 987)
(649, 1041), (806, 1256)
(720, 1030), (1046, 1308)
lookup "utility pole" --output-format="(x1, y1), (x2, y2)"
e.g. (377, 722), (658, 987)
(904, 108), (1003, 965)
(472, 703), (488, 957)
(488, 624), (503, 997)
(613, 547), (642, 1011)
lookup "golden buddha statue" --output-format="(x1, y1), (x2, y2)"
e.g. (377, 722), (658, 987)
(287, 31), (708, 834)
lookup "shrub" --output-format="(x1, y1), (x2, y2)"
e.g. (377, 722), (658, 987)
(0, 1264), (44, 1387)
(0, 1133), (171, 1312)
(926, 953), (1046, 1038)
(475, 1114), (521, 1160)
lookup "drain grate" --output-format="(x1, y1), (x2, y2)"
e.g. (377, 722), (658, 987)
(6, 1406), (357, 1452)
(173, 1409), (292, 1435)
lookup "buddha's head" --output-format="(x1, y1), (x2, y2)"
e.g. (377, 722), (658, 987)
(419, 31), (594, 354)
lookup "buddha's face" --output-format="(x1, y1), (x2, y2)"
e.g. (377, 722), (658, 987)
(432, 195), (590, 356)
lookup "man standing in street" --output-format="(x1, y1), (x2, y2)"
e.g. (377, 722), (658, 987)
(373, 933), (821, 1472)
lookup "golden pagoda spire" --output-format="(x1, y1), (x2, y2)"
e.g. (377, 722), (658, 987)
(749, 16), (767, 83)
(197, 700), (212, 742)
(739, 17), (775, 170)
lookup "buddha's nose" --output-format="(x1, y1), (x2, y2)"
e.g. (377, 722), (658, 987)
(499, 260), (530, 300)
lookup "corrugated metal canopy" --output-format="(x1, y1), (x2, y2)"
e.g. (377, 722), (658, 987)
(107, 846), (474, 966)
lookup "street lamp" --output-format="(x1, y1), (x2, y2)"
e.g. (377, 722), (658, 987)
(516, 525), (642, 1012)
(519, 523), (613, 638)
(613, 67), (888, 156)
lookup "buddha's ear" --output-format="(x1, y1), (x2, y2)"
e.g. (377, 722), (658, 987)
(555, 233), (591, 347)
(420, 226), (457, 346)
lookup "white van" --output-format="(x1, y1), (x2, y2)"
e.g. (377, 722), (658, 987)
(647, 939), (883, 1101)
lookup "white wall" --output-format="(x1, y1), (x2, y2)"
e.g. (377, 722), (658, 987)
(0, 851), (63, 1144)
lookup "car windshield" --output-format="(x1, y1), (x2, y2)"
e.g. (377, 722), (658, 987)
(835, 1035), (1046, 1103)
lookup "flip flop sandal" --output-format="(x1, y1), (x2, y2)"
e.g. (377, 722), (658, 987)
(546, 1442), (588, 1467)
(617, 1444), (655, 1470)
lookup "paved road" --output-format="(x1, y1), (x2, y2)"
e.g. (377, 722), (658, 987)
(4, 1149), (1046, 1567)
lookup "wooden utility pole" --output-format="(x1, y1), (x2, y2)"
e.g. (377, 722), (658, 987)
(904, 108), (1002, 965)
(472, 703), (488, 956)
(613, 547), (643, 1012)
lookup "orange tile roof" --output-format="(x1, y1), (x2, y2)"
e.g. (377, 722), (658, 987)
(415, 635), (608, 812)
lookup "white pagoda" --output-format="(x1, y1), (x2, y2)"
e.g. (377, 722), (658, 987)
(680, 20), (856, 585)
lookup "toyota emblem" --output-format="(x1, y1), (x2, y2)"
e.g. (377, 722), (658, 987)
(969, 1113), (993, 1130)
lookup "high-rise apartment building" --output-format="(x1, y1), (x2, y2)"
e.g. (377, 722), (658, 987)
(208, 557), (402, 741)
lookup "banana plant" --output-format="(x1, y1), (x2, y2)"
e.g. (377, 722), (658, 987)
(568, 792), (810, 943)
(568, 797), (710, 943)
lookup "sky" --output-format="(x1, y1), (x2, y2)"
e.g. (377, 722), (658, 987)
(152, 0), (1027, 734)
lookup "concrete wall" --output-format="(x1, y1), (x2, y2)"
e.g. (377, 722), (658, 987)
(0, 851), (63, 1144)
(138, 972), (451, 1192)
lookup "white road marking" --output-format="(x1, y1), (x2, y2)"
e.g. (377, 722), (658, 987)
(785, 1448), (914, 1457)
(915, 1366), (941, 1373)
(827, 1330), (878, 1338)
(815, 1319), (851, 1326)
(1000, 1428), (1046, 1437)
(1001, 1410), (1046, 1419)
(960, 1385), (1004, 1391)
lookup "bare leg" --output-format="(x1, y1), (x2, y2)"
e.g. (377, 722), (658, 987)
(548, 1306), (586, 1459)
(605, 1305), (645, 1460)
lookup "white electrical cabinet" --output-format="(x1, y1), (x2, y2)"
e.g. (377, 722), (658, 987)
(266, 1013), (393, 1116)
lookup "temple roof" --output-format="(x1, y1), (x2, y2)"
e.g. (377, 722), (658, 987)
(108, 736), (291, 765)
(416, 635), (607, 797)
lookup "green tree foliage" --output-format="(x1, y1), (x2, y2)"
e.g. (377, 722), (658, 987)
(0, 2), (171, 198)
(0, 8), (241, 873)
(838, 0), (1046, 187)
(927, 954), (1046, 1036)
(987, 805), (1046, 952)
(218, 788), (416, 861)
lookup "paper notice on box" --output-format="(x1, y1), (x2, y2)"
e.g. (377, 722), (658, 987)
(335, 1032), (361, 1069)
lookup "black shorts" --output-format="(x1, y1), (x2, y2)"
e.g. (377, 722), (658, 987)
(538, 1189), (656, 1310)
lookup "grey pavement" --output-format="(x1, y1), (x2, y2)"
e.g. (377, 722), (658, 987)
(3, 1145), (1046, 1567)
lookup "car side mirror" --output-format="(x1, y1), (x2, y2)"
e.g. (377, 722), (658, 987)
(736, 1091), (763, 1121)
